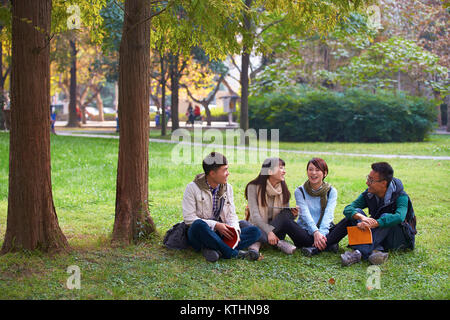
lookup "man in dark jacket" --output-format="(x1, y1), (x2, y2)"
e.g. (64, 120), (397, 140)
(330, 162), (416, 266)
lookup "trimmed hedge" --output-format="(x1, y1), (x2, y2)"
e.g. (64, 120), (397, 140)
(248, 88), (437, 142)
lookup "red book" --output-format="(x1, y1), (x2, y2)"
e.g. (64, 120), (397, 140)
(223, 225), (240, 249)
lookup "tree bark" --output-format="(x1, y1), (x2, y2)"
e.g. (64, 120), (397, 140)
(240, 51), (250, 131)
(66, 39), (79, 127)
(0, 24), (5, 131)
(240, 0), (253, 133)
(433, 91), (442, 127)
(169, 53), (179, 131)
(96, 89), (104, 122)
(2, 0), (69, 254)
(112, 0), (155, 245)
(160, 51), (167, 136)
(0, 0), (10, 131)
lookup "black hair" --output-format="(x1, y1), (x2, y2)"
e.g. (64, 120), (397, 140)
(245, 158), (290, 207)
(202, 152), (228, 176)
(371, 162), (394, 184)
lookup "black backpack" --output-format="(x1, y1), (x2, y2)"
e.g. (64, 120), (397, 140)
(163, 222), (190, 250)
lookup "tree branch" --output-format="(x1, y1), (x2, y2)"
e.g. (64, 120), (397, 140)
(256, 18), (286, 38)
(126, 0), (173, 34)
(229, 55), (241, 73)
(181, 73), (226, 105)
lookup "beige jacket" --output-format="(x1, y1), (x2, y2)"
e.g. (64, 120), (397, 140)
(182, 173), (240, 232)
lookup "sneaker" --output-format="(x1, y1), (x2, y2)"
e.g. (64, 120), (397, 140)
(301, 246), (319, 257)
(248, 242), (261, 253)
(201, 248), (220, 262)
(341, 250), (362, 266)
(236, 249), (260, 261)
(325, 243), (339, 253)
(368, 250), (389, 265)
(277, 240), (297, 255)
(247, 249), (260, 261)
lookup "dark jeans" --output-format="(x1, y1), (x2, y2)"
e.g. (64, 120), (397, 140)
(330, 209), (412, 259)
(241, 210), (340, 251)
(276, 210), (346, 250)
(187, 219), (261, 259)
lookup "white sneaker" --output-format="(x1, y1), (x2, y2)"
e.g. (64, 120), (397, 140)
(277, 240), (296, 254)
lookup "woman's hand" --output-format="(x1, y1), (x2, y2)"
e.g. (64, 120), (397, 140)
(290, 206), (299, 218)
(313, 230), (327, 251)
(268, 231), (279, 245)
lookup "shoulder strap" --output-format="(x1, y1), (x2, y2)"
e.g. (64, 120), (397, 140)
(316, 187), (332, 229)
(299, 185), (332, 229)
(298, 186), (306, 199)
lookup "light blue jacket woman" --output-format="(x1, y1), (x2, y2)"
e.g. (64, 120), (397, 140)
(294, 185), (337, 236)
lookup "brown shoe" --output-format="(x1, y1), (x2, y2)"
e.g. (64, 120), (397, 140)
(368, 251), (389, 265)
(341, 250), (362, 266)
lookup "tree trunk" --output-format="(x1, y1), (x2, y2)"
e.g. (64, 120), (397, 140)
(66, 39), (79, 127)
(160, 54), (167, 136)
(2, 0), (69, 254)
(96, 89), (104, 122)
(0, 24), (5, 131)
(240, 51), (250, 131)
(112, 0), (155, 245)
(202, 101), (212, 126)
(114, 81), (119, 111)
(169, 54), (179, 131)
(240, 0), (252, 133)
(433, 91), (442, 127)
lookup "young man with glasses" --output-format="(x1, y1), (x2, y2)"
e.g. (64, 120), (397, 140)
(327, 162), (416, 266)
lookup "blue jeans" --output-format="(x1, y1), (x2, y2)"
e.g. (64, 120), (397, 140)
(187, 220), (261, 259)
(349, 209), (406, 260)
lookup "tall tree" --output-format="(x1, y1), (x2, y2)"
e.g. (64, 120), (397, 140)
(0, 0), (11, 131)
(168, 50), (187, 131)
(112, 0), (155, 244)
(239, 0), (252, 132)
(66, 38), (79, 126)
(235, 0), (371, 132)
(51, 0), (106, 127)
(2, 0), (69, 253)
(112, 0), (244, 243)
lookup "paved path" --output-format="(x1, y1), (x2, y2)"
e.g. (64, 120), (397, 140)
(55, 120), (239, 129)
(56, 121), (450, 134)
(56, 131), (450, 161)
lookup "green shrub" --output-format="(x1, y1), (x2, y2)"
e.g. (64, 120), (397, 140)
(248, 88), (437, 142)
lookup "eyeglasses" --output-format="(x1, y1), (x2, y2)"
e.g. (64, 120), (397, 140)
(366, 175), (384, 185)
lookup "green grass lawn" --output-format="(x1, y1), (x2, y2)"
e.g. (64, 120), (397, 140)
(0, 132), (449, 299)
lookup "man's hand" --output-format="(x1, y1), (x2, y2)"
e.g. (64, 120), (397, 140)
(214, 222), (234, 240)
(356, 217), (379, 230)
(353, 212), (379, 230)
(268, 231), (279, 245)
(313, 230), (327, 251)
